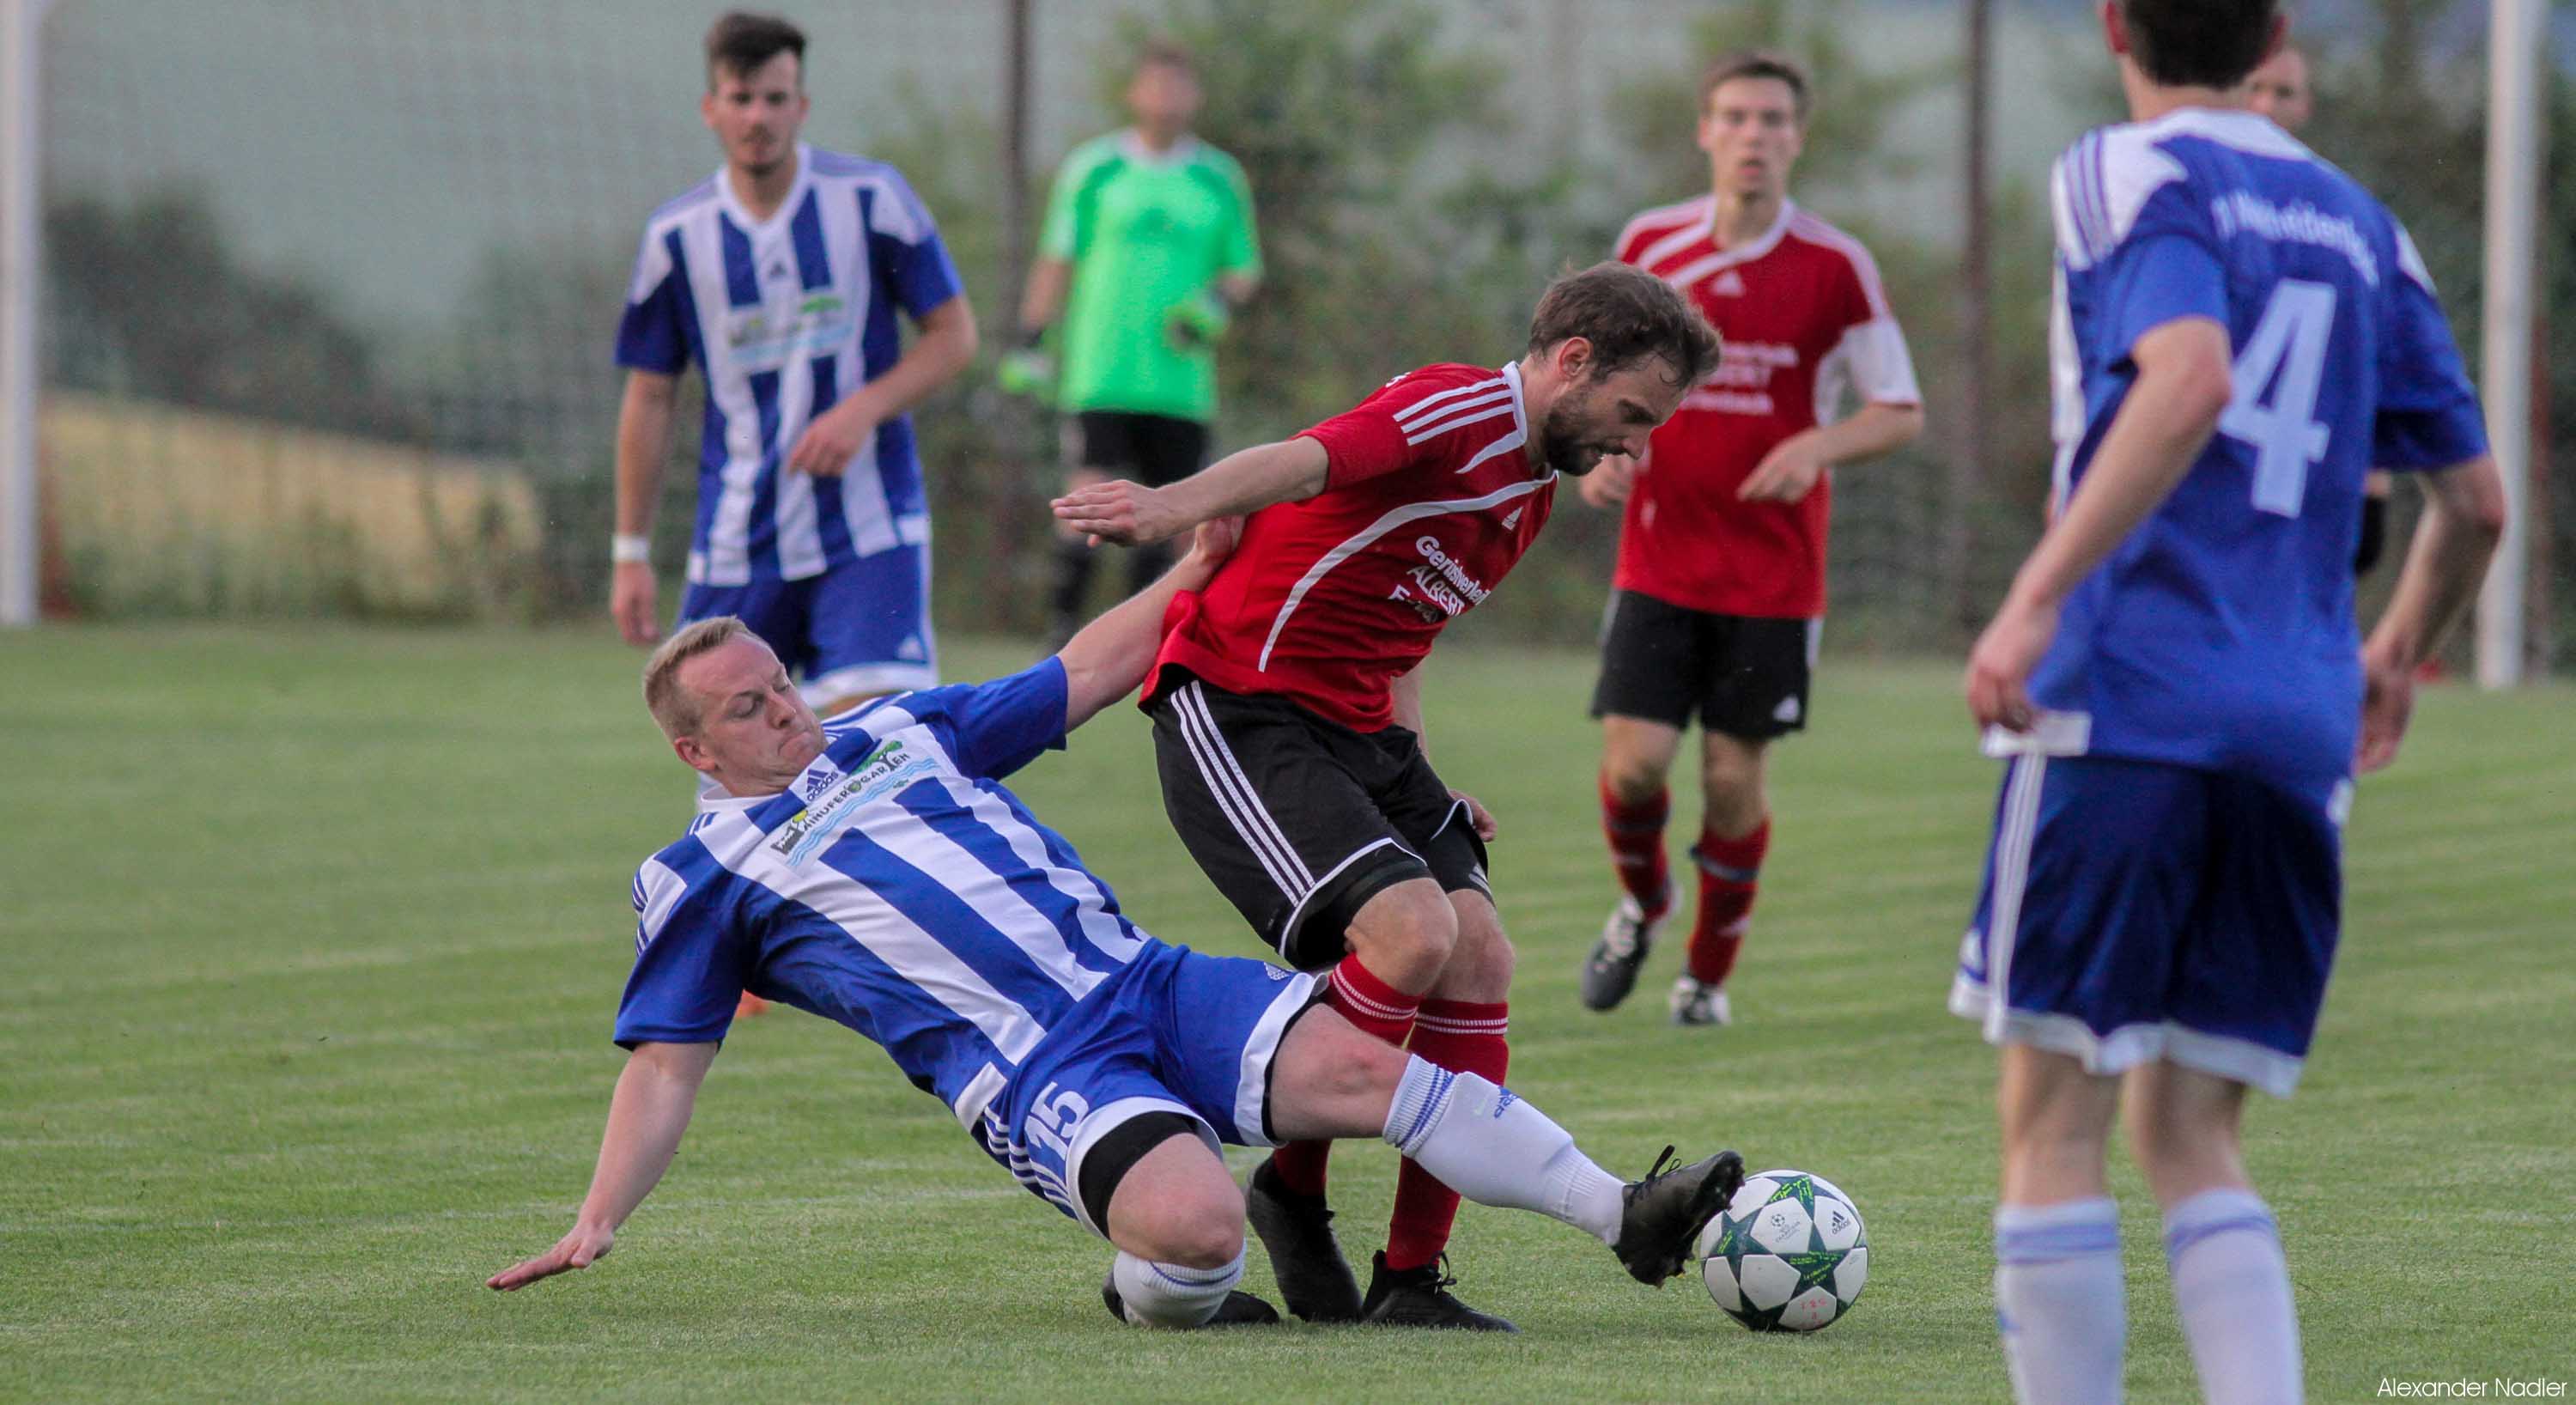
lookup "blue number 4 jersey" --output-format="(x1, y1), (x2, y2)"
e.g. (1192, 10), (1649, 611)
(2036, 108), (2488, 796)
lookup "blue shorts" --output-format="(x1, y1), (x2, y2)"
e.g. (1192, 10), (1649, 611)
(677, 546), (935, 705)
(1949, 751), (2350, 1098)
(967, 941), (1321, 1235)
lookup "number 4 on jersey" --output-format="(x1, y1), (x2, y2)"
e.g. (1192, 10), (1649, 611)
(2219, 278), (2337, 517)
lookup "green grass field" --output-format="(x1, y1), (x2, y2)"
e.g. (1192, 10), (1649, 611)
(5, 626), (2571, 1403)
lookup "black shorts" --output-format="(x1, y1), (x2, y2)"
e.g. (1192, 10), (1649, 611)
(1589, 589), (1819, 740)
(1067, 411), (1210, 488)
(1149, 670), (1492, 971)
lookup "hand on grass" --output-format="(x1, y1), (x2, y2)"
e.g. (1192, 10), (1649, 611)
(488, 1224), (614, 1291)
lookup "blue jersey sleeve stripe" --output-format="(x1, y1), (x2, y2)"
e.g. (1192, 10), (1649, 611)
(666, 228), (711, 371)
(647, 175), (719, 223)
(615, 227), (692, 374)
(613, 841), (747, 1049)
(942, 659), (1072, 780)
(854, 168), (937, 246)
(2079, 135), (2111, 261)
(2060, 137), (2095, 262)
(854, 179), (964, 320)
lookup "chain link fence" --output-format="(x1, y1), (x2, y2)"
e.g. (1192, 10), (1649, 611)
(28, 0), (2567, 665)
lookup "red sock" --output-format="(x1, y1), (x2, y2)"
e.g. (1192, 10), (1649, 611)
(1686, 819), (1768, 988)
(1383, 999), (1509, 1272)
(1601, 777), (1674, 917)
(1268, 956), (1425, 1197)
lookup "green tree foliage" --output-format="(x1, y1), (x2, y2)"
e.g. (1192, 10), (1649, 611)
(1104, 0), (1532, 433)
(2298, 2), (2576, 667)
(45, 187), (413, 441)
(1603, 0), (1945, 210)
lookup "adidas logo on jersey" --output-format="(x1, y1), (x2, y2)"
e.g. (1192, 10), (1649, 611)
(1501, 507), (1525, 530)
(1709, 270), (1747, 297)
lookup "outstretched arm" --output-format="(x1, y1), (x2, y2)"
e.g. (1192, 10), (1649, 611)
(487, 1040), (719, 1290)
(1056, 519), (1241, 731)
(1052, 435), (1329, 546)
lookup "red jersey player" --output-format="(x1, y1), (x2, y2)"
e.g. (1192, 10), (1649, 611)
(1577, 52), (1925, 1028)
(1054, 264), (1725, 1330)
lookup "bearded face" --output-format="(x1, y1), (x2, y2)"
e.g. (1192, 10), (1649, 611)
(1537, 393), (1619, 477)
(1536, 362), (1684, 477)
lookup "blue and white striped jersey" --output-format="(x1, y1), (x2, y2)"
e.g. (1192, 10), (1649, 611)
(2033, 108), (2486, 795)
(618, 659), (1161, 1135)
(617, 144), (964, 587)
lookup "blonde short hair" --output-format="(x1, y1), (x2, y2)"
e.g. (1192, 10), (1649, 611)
(642, 616), (760, 739)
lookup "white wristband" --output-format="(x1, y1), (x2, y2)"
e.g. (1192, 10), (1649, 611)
(611, 533), (652, 564)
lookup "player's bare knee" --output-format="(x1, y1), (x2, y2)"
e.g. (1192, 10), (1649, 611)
(1601, 751), (1668, 803)
(1699, 766), (1765, 836)
(2126, 1104), (2244, 1200)
(1600, 721), (1681, 800)
(1123, 1175), (1244, 1269)
(1441, 896), (1516, 996)
(1700, 727), (1766, 795)
(1164, 1211), (1246, 1271)
(1345, 880), (1457, 992)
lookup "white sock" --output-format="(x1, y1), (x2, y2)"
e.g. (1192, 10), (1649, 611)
(1108, 1249), (1242, 1329)
(1994, 1197), (2125, 1405)
(1382, 1055), (1627, 1244)
(2165, 1189), (2303, 1405)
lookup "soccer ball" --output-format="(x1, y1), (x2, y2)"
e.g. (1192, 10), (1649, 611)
(1697, 1168), (1868, 1332)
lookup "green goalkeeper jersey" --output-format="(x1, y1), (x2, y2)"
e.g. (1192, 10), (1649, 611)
(1039, 131), (1262, 423)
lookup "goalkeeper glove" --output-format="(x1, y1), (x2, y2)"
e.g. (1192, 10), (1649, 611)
(1164, 288), (1233, 350)
(997, 326), (1056, 400)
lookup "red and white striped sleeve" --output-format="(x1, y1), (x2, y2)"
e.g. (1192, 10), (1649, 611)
(1804, 217), (1921, 408)
(1299, 369), (1515, 489)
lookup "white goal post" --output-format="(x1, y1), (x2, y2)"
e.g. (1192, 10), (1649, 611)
(2475, 0), (2545, 689)
(0, 0), (50, 628)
